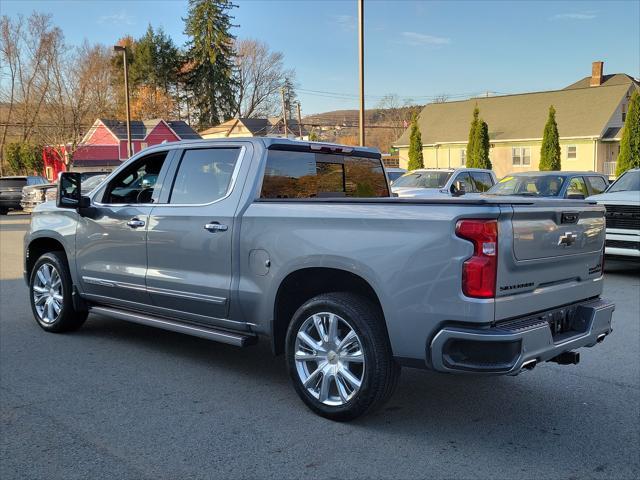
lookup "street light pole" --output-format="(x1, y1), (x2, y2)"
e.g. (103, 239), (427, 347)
(114, 45), (133, 158)
(296, 102), (303, 138)
(280, 87), (289, 138)
(358, 0), (365, 146)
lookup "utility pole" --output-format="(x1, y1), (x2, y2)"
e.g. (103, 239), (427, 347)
(280, 87), (289, 138)
(358, 0), (365, 146)
(296, 102), (303, 138)
(113, 45), (133, 157)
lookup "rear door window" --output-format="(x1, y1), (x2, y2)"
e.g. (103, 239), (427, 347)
(169, 148), (240, 204)
(260, 149), (389, 198)
(586, 176), (607, 195)
(470, 172), (494, 192)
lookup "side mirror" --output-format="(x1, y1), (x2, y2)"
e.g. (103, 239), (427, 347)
(57, 172), (90, 209)
(566, 193), (585, 200)
(450, 181), (466, 197)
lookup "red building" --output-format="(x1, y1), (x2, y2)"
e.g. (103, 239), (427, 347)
(43, 118), (201, 181)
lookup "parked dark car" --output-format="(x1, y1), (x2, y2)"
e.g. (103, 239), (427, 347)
(487, 171), (609, 199)
(0, 176), (48, 214)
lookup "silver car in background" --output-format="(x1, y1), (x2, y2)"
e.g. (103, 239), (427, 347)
(392, 168), (496, 197)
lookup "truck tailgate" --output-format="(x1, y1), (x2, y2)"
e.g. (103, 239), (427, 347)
(495, 201), (605, 321)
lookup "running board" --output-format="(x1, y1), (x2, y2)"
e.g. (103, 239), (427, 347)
(89, 306), (257, 347)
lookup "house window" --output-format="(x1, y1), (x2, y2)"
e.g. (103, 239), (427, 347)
(460, 149), (466, 166)
(622, 104), (627, 122)
(140, 142), (148, 151)
(567, 145), (577, 160)
(512, 147), (531, 166)
(45, 166), (54, 181)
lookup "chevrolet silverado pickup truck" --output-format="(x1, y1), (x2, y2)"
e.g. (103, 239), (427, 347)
(24, 138), (614, 420)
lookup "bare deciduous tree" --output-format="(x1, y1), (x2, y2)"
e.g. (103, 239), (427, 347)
(0, 13), (63, 173)
(37, 42), (117, 167)
(235, 39), (294, 118)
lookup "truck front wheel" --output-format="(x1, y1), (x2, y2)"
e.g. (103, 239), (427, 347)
(29, 251), (87, 333)
(285, 292), (400, 421)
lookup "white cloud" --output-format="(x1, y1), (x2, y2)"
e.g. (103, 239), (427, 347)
(401, 31), (451, 47)
(331, 14), (355, 32)
(98, 11), (135, 26)
(551, 12), (597, 20)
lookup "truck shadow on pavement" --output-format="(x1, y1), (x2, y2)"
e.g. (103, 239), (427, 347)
(78, 312), (596, 432)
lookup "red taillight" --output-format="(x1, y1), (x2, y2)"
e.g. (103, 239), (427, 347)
(455, 219), (498, 298)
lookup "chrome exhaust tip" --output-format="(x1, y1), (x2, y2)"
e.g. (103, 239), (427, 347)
(521, 359), (537, 371)
(596, 333), (606, 343)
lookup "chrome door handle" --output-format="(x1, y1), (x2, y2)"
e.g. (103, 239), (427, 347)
(127, 218), (146, 228)
(204, 223), (228, 232)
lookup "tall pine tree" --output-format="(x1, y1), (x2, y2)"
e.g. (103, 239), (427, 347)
(466, 106), (480, 167)
(616, 90), (640, 176)
(407, 114), (424, 170)
(472, 120), (492, 169)
(539, 105), (561, 171)
(184, 0), (237, 127)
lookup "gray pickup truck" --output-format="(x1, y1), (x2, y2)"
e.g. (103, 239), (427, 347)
(24, 138), (614, 420)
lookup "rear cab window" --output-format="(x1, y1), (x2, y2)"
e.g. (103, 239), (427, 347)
(260, 147), (389, 199)
(586, 176), (607, 195)
(470, 172), (494, 192)
(0, 178), (27, 188)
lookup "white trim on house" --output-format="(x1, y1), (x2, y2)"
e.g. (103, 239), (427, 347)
(80, 119), (121, 145)
(395, 135), (601, 149)
(155, 119), (181, 141)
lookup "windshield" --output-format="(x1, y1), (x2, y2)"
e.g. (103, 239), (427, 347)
(387, 171), (405, 183)
(82, 174), (107, 192)
(608, 170), (640, 193)
(488, 175), (566, 196)
(392, 171), (452, 189)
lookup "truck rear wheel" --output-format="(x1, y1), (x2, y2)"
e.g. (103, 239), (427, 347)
(29, 251), (87, 333)
(285, 292), (400, 421)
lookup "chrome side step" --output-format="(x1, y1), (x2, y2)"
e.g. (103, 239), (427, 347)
(89, 306), (257, 347)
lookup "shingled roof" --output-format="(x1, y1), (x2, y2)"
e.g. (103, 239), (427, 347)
(98, 119), (201, 140)
(199, 117), (308, 137)
(394, 82), (637, 147)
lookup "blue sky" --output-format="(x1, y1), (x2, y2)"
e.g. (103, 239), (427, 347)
(3, 0), (639, 114)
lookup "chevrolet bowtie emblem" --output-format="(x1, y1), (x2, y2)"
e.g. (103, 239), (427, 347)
(558, 232), (577, 247)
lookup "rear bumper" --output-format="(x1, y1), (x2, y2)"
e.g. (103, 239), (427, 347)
(429, 298), (614, 375)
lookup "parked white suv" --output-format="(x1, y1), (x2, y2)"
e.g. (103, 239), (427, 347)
(588, 168), (640, 260)
(391, 168), (497, 198)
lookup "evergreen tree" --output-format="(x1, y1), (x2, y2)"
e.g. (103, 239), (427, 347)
(466, 106), (480, 167)
(407, 114), (424, 170)
(283, 76), (298, 121)
(472, 120), (492, 169)
(616, 90), (640, 176)
(539, 105), (561, 171)
(184, 0), (237, 127)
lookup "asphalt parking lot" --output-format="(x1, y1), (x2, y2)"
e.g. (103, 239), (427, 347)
(1, 213), (638, 480)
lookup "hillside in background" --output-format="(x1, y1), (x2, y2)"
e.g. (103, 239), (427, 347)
(304, 105), (423, 153)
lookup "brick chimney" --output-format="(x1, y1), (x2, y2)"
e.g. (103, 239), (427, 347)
(590, 61), (604, 87)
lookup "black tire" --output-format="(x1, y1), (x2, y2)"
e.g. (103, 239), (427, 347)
(285, 292), (400, 421)
(28, 251), (87, 333)
(0, 208), (8, 215)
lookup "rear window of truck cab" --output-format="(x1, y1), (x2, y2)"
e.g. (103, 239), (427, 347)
(260, 148), (389, 199)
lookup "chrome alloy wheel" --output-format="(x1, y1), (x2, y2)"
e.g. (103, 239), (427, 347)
(32, 263), (63, 324)
(294, 312), (365, 406)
